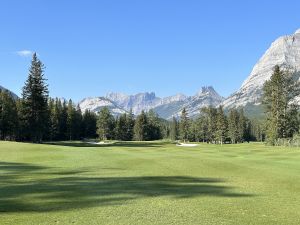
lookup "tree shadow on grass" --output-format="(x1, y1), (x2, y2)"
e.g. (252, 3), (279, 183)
(0, 162), (255, 213)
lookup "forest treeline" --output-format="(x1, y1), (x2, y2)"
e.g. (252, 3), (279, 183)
(1, 54), (299, 145)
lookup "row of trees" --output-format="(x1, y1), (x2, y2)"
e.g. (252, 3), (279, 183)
(3, 54), (296, 145)
(170, 106), (259, 144)
(97, 108), (165, 141)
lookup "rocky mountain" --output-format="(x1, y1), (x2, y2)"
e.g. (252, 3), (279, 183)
(0, 85), (18, 99)
(79, 97), (127, 116)
(155, 86), (224, 119)
(79, 86), (224, 119)
(106, 92), (161, 115)
(223, 28), (300, 111)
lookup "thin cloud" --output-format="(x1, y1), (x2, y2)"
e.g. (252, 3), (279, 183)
(16, 50), (34, 57)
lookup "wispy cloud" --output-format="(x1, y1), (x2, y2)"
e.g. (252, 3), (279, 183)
(16, 50), (34, 57)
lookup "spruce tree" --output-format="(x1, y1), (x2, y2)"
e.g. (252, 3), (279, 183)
(179, 108), (189, 142)
(134, 110), (147, 141)
(97, 107), (115, 140)
(0, 90), (18, 140)
(125, 109), (135, 141)
(263, 65), (300, 145)
(82, 110), (97, 138)
(228, 109), (239, 144)
(216, 106), (227, 145)
(21, 53), (49, 142)
(170, 117), (178, 141)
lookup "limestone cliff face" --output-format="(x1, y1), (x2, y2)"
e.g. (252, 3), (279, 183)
(223, 29), (300, 109)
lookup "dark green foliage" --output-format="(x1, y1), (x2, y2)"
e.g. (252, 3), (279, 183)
(21, 53), (49, 142)
(82, 110), (97, 138)
(114, 114), (128, 140)
(97, 107), (115, 140)
(216, 106), (227, 144)
(263, 65), (300, 145)
(179, 108), (189, 142)
(134, 110), (148, 141)
(170, 117), (178, 141)
(146, 110), (162, 140)
(0, 90), (18, 140)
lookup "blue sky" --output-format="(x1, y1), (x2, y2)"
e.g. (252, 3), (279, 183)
(1, 0), (300, 102)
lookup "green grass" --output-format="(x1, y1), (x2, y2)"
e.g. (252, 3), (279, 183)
(0, 141), (300, 225)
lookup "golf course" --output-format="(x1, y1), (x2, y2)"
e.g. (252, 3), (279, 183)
(0, 141), (299, 225)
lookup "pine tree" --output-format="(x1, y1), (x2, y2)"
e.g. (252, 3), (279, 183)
(0, 90), (18, 140)
(134, 110), (147, 141)
(97, 107), (115, 140)
(179, 108), (189, 142)
(228, 109), (239, 144)
(115, 114), (127, 140)
(21, 53), (49, 142)
(59, 100), (68, 140)
(195, 114), (208, 143)
(237, 109), (246, 143)
(147, 109), (162, 140)
(263, 65), (300, 145)
(170, 117), (178, 141)
(82, 110), (97, 138)
(125, 109), (135, 141)
(67, 99), (76, 140)
(201, 107), (217, 143)
(216, 106), (227, 145)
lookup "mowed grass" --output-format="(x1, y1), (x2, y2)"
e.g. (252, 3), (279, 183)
(0, 141), (300, 225)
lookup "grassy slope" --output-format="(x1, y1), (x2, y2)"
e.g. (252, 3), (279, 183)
(0, 141), (299, 225)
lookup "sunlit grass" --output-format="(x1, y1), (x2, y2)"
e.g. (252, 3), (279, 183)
(0, 141), (299, 225)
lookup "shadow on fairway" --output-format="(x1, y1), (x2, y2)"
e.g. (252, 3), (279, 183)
(0, 161), (255, 213)
(45, 141), (165, 148)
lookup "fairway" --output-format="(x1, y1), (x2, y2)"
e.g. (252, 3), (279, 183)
(0, 141), (300, 225)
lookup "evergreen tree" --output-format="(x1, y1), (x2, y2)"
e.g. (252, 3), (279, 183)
(170, 117), (178, 141)
(228, 109), (239, 144)
(179, 108), (189, 142)
(237, 109), (246, 143)
(67, 100), (77, 140)
(201, 107), (217, 143)
(21, 53), (49, 142)
(115, 113), (127, 140)
(125, 109), (135, 141)
(195, 114), (208, 143)
(59, 100), (68, 140)
(48, 98), (60, 141)
(97, 107), (115, 140)
(263, 65), (300, 145)
(0, 90), (18, 140)
(134, 110), (147, 141)
(216, 106), (227, 145)
(82, 110), (97, 138)
(147, 109), (162, 140)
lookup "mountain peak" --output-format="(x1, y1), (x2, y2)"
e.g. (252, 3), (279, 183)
(200, 86), (215, 94)
(295, 28), (300, 34)
(224, 29), (300, 109)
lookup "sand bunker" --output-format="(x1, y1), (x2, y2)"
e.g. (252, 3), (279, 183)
(87, 141), (114, 145)
(176, 143), (198, 147)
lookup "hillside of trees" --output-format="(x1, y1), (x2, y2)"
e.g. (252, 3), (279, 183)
(1, 54), (299, 145)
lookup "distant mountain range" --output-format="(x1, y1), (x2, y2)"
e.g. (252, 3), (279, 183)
(3, 29), (300, 119)
(79, 86), (224, 119)
(79, 29), (300, 119)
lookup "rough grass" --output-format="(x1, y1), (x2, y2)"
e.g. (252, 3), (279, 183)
(0, 141), (299, 225)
